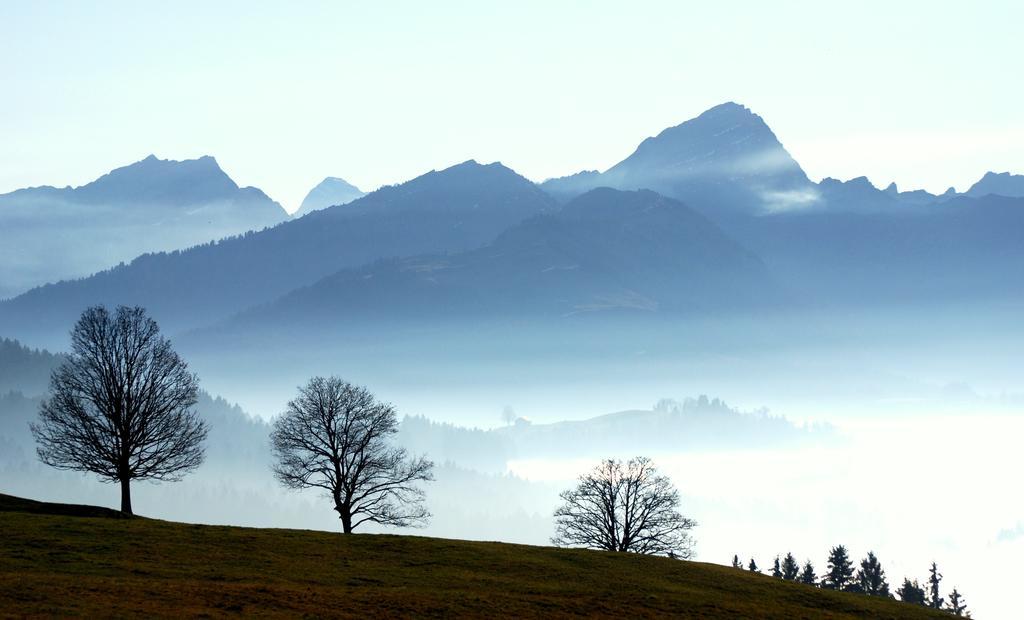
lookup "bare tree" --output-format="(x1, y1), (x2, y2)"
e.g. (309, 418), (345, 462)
(270, 376), (434, 533)
(552, 457), (696, 557)
(31, 305), (206, 515)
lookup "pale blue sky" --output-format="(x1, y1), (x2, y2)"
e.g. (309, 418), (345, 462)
(2, 1), (1021, 212)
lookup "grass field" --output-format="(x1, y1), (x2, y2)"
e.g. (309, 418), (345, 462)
(0, 493), (952, 618)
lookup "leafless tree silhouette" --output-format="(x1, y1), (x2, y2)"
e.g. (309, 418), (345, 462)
(552, 457), (696, 557)
(31, 305), (206, 515)
(270, 376), (434, 533)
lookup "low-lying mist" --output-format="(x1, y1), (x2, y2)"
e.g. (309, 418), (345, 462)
(179, 301), (1024, 426)
(3, 300), (1020, 617)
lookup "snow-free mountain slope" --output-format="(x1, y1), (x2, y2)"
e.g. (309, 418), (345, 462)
(0, 155), (287, 299)
(294, 176), (365, 217)
(965, 171), (1024, 198)
(541, 102), (817, 214)
(213, 187), (781, 333)
(0, 161), (557, 347)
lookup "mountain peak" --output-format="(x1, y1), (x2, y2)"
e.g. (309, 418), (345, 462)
(441, 159), (518, 175)
(135, 153), (219, 170)
(74, 155), (239, 206)
(0, 154), (288, 298)
(636, 102), (769, 151)
(697, 101), (757, 119)
(600, 102), (812, 213)
(966, 170), (1024, 198)
(422, 160), (526, 187)
(295, 176), (365, 217)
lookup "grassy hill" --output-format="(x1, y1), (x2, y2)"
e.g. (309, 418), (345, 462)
(0, 493), (950, 618)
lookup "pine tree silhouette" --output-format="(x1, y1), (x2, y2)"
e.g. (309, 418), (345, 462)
(781, 553), (800, 580)
(822, 545), (855, 591)
(855, 551), (891, 597)
(770, 556), (783, 578)
(947, 588), (968, 617)
(731, 554), (742, 569)
(896, 578), (927, 605)
(927, 562), (944, 609)
(748, 558), (759, 573)
(799, 560), (817, 586)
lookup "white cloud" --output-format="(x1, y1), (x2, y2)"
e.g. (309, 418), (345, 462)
(759, 187), (822, 213)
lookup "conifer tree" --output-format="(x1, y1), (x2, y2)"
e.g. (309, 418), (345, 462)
(947, 588), (968, 617)
(781, 553), (800, 580)
(799, 560), (817, 586)
(822, 545), (855, 591)
(748, 558), (759, 573)
(896, 578), (927, 605)
(855, 551), (891, 597)
(770, 555), (783, 578)
(731, 554), (742, 569)
(927, 562), (943, 609)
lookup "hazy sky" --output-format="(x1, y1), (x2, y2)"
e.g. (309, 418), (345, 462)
(2, 1), (1021, 212)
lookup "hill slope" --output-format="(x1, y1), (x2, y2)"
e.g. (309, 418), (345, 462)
(0, 494), (946, 618)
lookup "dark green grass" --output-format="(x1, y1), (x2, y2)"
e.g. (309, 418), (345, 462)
(0, 493), (951, 618)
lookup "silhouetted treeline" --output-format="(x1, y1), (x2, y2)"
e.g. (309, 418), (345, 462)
(3, 336), (825, 480)
(734, 547), (969, 616)
(2, 389), (268, 474)
(0, 338), (64, 395)
(0, 335), (270, 473)
(398, 415), (513, 473)
(396, 397), (832, 473)
(494, 396), (832, 459)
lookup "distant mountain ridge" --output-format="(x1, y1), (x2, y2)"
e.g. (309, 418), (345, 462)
(540, 103), (1024, 214)
(543, 102), (818, 214)
(3, 103), (1024, 352)
(70, 155), (247, 206)
(210, 187), (780, 334)
(534, 103), (1024, 309)
(0, 160), (558, 347)
(3, 154), (284, 215)
(294, 176), (365, 217)
(0, 155), (287, 299)
(966, 171), (1024, 198)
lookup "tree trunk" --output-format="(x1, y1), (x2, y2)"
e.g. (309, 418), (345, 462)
(120, 478), (133, 515)
(340, 512), (353, 534)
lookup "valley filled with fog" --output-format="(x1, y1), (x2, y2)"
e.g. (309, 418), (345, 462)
(2, 101), (1022, 617)
(4, 299), (1022, 615)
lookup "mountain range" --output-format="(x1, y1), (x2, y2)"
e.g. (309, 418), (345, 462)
(965, 171), (1024, 198)
(1, 102), (1022, 352)
(0, 161), (558, 345)
(0, 155), (287, 299)
(542, 102), (819, 213)
(539, 102), (1012, 217)
(217, 187), (779, 333)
